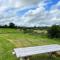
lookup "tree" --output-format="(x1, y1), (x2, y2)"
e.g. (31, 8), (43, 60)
(48, 25), (60, 38)
(9, 23), (15, 28)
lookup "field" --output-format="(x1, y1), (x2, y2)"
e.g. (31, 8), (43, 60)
(0, 28), (60, 60)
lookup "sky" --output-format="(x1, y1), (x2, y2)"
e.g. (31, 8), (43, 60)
(0, 0), (60, 27)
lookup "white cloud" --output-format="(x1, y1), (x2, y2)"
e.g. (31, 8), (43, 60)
(21, 1), (60, 26)
(0, 0), (41, 8)
(0, 6), (7, 12)
(0, 0), (60, 26)
(48, 1), (60, 25)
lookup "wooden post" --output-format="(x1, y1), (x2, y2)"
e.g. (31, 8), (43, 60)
(20, 57), (29, 60)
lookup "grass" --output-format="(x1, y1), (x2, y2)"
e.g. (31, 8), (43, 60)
(0, 28), (60, 60)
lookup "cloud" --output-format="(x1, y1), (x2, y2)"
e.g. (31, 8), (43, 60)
(0, 0), (60, 26)
(21, 0), (60, 27)
(48, 1), (60, 24)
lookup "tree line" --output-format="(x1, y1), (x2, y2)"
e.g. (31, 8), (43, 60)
(0, 22), (60, 38)
(0, 22), (49, 30)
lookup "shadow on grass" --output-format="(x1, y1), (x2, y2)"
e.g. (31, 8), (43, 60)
(29, 54), (60, 60)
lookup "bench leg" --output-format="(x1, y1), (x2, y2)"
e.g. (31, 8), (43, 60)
(48, 52), (56, 60)
(48, 52), (53, 60)
(20, 57), (29, 60)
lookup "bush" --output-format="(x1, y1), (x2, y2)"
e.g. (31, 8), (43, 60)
(23, 28), (33, 33)
(48, 25), (60, 38)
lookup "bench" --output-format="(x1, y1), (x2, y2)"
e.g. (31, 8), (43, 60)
(13, 44), (60, 60)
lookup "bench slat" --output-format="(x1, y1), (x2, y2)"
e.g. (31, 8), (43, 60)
(14, 44), (60, 57)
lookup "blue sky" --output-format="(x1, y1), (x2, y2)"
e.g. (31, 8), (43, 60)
(16, 5), (37, 16)
(0, 0), (60, 26)
(44, 0), (60, 10)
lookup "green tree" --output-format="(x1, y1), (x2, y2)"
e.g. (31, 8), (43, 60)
(9, 23), (15, 28)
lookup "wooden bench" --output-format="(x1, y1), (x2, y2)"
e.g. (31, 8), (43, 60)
(13, 44), (60, 60)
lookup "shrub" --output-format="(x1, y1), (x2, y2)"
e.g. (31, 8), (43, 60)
(23, 28), (33, 33)
(48, 25), (60, 38)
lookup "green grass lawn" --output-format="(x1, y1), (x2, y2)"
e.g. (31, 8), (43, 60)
(0, 28), (60, 60)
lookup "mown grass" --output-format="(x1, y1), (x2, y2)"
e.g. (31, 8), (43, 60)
(0, 28), (60, 60)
